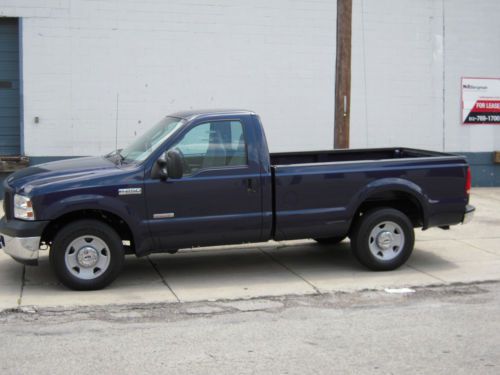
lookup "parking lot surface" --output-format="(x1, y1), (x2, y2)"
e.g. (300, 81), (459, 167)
(0, 188), (499, 311)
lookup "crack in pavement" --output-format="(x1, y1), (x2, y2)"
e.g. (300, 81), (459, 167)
(147, 256), (180, 302)
(406, 263), (446, 283)
(457, 239), (500, 257)
(258, 247), (322, 295)
(1, 281), (496, 324)
(17, 265), (26, 307)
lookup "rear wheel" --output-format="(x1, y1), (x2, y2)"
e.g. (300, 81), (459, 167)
(50, 220), (125, 290)
(350, 208), (414, 271)
(314, 236), (346, 245)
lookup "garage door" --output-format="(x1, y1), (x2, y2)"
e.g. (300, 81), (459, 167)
(0, 18), (20, 156)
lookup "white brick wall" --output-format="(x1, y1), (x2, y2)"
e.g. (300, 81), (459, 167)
(442, 0), (500, 152)
(351, 0), (500, 153)
(350, 0), (445, 150)
(0, 0), (337, 156)
(1, 0), (499, 156)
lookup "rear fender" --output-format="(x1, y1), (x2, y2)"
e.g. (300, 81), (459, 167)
(348, 178), (430, 228)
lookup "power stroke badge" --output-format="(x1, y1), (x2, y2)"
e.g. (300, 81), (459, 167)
(118, 187), (142, 196)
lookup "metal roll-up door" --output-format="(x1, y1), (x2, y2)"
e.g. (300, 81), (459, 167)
(0, 18), (20, 156)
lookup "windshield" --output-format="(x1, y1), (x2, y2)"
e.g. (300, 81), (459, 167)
(118, 116), (184, 163)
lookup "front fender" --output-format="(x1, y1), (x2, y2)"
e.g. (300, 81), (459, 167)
(38, 193), (151, 255)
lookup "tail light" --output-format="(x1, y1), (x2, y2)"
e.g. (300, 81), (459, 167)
(465, 167), (471, 195)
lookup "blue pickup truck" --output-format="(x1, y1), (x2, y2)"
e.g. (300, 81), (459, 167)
(0, 109), (475, 290)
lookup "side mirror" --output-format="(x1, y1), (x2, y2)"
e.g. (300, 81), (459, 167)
(165, 149), (183, 179)
(152, 149), (183, 180)
(152, 153), (168, 180)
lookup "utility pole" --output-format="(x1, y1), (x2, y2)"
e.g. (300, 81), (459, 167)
(334, 0), (352, 149)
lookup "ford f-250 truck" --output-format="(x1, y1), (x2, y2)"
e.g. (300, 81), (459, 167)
(0, 109), (475, 290)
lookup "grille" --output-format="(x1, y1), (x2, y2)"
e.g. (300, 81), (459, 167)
(3, 188), (12, 220)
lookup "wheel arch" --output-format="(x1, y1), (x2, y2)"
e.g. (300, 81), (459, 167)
(41, 209), (135, 253)
(348, 178), (430, 231)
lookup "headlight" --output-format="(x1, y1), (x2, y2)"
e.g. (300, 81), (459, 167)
(14, 195), (35, 221)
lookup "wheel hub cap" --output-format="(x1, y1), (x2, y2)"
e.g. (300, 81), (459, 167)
(65, 235), (111, 280)
(376, 231), (394, 250)
(368, 221), (405, 261)
(77, 247), (99, 268)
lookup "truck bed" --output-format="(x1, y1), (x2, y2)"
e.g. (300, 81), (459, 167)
(269, 147), (468, 242)
(270, 147), (451, 166)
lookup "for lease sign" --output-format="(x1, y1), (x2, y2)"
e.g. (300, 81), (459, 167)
(462, 77), (500, 125)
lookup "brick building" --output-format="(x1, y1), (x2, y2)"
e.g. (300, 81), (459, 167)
(0, 0), (499, 187)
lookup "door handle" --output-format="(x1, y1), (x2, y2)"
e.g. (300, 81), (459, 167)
(246, 178), (256, 193)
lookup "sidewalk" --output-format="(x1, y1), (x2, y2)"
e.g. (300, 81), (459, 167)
(1, 188), (499, 311)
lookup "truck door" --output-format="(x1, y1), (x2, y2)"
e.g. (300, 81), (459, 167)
(144, 117), (263, 250)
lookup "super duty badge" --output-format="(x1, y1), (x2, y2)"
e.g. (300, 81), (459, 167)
(118, 187), (142, 196)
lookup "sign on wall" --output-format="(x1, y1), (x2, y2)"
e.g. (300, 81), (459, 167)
(462, 77), (500, 125)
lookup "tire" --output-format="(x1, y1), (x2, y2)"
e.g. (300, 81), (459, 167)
(49, 219), (125, 290)
(314, 236), (346, 245)
(350, 208), (414, 271)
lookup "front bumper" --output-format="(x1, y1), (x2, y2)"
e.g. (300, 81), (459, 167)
(0, 234), (40, 265)
(463, 204), (475, 224)
(0, 217), (49, 266)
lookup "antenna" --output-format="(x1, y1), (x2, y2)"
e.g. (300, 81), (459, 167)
(115, 93), (119, 151)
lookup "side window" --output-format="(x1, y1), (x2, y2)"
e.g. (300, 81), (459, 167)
(171, 120), (247, 175)
(176, 123), (210, 156)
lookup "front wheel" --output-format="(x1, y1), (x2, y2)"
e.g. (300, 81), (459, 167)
(350, 208), (414, 271)
(50, 220), (125, 290)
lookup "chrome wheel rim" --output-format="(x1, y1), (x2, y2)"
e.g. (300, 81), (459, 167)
(368, 221), (405, 261)
(65, 235), (110, 280)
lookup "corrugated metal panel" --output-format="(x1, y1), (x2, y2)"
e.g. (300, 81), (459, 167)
(0, 18), (20, 156)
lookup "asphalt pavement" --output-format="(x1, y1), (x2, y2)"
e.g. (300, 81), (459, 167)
(0, 282), (499, 374)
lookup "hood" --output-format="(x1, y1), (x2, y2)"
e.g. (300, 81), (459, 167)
(6, 156), (122, 194)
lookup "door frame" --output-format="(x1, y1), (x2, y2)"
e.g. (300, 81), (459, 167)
(143, 114), (264, 249)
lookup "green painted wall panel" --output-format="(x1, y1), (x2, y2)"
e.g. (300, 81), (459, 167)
(0, 18), (20, 156)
